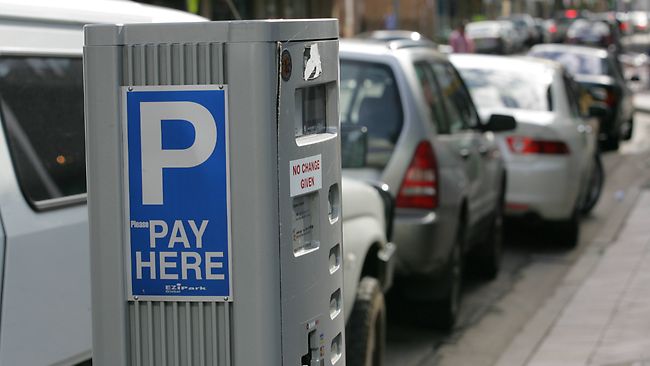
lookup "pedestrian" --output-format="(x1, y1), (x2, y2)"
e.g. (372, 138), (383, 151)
(449, 21), (474, 53)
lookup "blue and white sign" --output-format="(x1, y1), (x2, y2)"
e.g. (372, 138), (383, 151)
(123, 85), (231, 301)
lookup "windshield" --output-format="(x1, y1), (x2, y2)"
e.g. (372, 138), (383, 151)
(530, 50), (608, 76)
(456, 67), (552, 112)
(467, 22), (500, 37)
(340, 60), (403, 169)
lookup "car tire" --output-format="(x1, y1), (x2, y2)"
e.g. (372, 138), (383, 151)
(580, 154), (604, 215)
(602, 130), (620, 151)
(555, 210), (580, 248)
(470, 193), (504, 280)
(432, 236), (463, 332)
(346, 277), (386, 366)
(622, 118), (634, 141)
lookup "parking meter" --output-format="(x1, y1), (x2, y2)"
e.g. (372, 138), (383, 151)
(84, 20), (343, 366)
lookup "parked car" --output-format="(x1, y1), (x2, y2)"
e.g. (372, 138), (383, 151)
(341, 175), (395, 366)
(534, 17), (548, 44)
(566, 19), (614, 48)
(554, 8), (584, 43)
(466, 20), (516, 54)
(340, 39), (513, 329)
(0, 1), (204, 365)
(507, 13), (540, 46)
(529, 44), (635, 150)
(451, 54), (605, 247)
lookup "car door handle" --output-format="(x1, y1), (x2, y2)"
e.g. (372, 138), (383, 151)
(459, 148), (471, 160)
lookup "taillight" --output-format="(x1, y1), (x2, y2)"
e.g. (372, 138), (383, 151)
(605, 90), (617, 107)
(620, 22), (629, 32)
(549, 24), (558, 33)
(506, 136), (569, 155)
(396, 141), (438, 209)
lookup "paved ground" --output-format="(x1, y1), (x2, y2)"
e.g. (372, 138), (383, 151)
(511, 192), (650, 366)
(385, 96), (650, 366)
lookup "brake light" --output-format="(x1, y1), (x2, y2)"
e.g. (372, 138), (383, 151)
(605, 90), (617, 107)
(620, 22), (629, 32)
(396, 141), (438, 209)
(565, 9), (578, 19)
(549, 24), (558, 33)
(506, 136), (569, 155)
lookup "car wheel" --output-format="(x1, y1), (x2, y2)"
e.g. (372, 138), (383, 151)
(471, 195), (503, 280)
(622, 118), (634, 141)
(554, 210), (580, 248)
(346, 277), (386, 366)
(602, 130), (620, 151)
(435, 237), (463, 331)
(580, 154), (604, 215)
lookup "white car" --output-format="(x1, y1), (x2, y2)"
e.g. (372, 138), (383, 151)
(450, 54), (604, 247)
(341, 177), (395, 366)
(0, 1), (202, 365)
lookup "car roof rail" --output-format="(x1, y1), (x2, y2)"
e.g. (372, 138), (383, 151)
(386, 39), (437, 50)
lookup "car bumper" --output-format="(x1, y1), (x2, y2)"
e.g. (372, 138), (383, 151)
(504, 158), (578, 220)
(392, 209), (449, 277)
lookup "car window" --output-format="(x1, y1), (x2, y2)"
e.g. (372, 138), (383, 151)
(414, 62), (449, 134)
(457, 66), (553, 112)
(340, 60), (403, 169)
(563, 74), (581, 118)
(430, 62), (467, 133)
(444, 64), (480, 129)
(530, 50), (607, 76)
(0, 56), (86, 208)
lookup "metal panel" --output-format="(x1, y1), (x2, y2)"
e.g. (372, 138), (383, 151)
(122, 41), (232, 366)
(276, 40), (345, 366)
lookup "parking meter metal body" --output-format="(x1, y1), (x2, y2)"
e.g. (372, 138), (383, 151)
(84, 19), (343, 366)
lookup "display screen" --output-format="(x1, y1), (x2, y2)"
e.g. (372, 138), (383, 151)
(299, 84), (327, 136)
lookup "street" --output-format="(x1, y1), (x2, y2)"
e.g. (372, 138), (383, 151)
(384, 97), (650, 366)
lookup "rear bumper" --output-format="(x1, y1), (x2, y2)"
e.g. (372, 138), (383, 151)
(392, 209), (448, 277)
(504, 157), (578, 220)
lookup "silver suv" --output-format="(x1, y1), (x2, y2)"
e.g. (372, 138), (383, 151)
(340, 39), (514, 329)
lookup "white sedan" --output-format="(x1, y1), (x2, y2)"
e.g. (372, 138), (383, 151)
(450, 54), (604, 247)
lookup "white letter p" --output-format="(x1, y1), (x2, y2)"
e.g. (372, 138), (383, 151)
(140, 101), (217, 205)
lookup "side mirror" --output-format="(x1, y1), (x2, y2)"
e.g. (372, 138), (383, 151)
(587, 102), (608, 118)
(482, 114), (517, 132)
(341, 123), (368, 169)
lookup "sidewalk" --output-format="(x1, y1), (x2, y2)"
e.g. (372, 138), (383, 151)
(499, 192), (650, 366)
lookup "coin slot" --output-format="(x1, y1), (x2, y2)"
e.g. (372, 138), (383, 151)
(328, 244), (340, 274)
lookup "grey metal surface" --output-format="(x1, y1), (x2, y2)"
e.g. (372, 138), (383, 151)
(85, 19), (342, 366)
(85, 19), (338, 47)
(277, 39), (345, 365)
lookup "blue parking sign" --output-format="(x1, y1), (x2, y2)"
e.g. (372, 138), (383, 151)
(123, 85), (231, 301)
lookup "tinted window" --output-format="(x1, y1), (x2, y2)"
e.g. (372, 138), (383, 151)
(431, 62), (466, 133)
(563, 75), (581, 118)
(0, 57), (86, 207)
(414, 62), (449, 134)
(457, 67), (553, 112)
(444, 64), (480, 129)
(340, 61), (403, 169)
